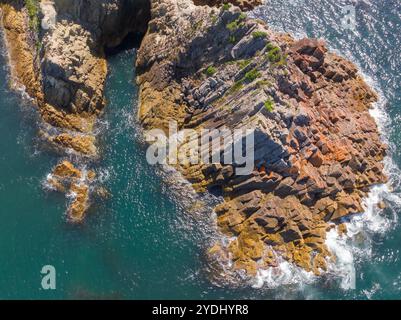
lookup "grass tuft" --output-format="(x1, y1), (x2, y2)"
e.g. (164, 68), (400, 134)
(228, 80), (244, 95)
(264, 98), (275, 112)
(244, 68), (261, 82)
(237, 58), (252, 69)
(252, 31), (267, 39)
(24, 0), (39, 32)
(222, 3), (231, 11)
(238, 12), (247, 20)
(204, 65), (217, 77)
(256, 80), (272, 88)
(226, 21), (239, 32)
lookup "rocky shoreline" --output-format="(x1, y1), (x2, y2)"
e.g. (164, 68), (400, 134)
(0, 0), (388, 280)
(1, 0), (149, 221)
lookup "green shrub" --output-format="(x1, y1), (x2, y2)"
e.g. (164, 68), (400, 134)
(237, 58), (252, 69)
(244, 68), (261, 82)
(256, 80), (272, 88)
(252, 31), (267, 39)
(204, 65), (217, 76)
(226, 21), (238, 32)
(225, 60), (236, 65)
(228, 80), (244, 94)
(266, 47), (281, 63)
(238, 12), (247, 20)
(222, 3), (231, 10)
(24, 0), (39, 32)
(265, 43), (287, 66)
(265, 43), (276, 51)
(226, 13), (247, 35)
(264, 98), (275, 112)
(229, 35), (236, 44)
(275, 54), (288, 67)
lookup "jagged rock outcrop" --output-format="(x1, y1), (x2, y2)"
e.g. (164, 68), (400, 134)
(1, 0), (150, 221)
(46, 160), (95, 221)
(136, 0), (387, 278)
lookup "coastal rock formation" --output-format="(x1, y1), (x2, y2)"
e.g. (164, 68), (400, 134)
(0, 2), (42, 99)
(136, 0), (387, 278)
(1, 0), (150, 221)
(47, 160), (95, 221)
(1, 0), (387, 280)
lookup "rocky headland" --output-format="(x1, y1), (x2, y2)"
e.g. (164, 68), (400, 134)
(0, 0), (388, 280)
(136, 0), (387, 277)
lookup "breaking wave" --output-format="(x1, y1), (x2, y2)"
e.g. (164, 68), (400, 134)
(247, 64), (401, 294)
(248, 0), (401, 294)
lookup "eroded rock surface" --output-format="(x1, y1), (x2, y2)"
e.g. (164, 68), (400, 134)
(47, 160), (96, 221)
(1, 0), (149, 221)
(0, 2), (42, 99)
(136, 1), (387, 278)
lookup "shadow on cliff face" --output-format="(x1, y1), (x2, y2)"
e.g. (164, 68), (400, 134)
(104, 31), (144, 56)
(0, 0), (24, 9)
(174, 9), (247, 80)
(52, 0), (151, 51)
(39, 0), (152, 113)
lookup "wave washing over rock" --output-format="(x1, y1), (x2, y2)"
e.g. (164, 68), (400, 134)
(322, 84), (401, 291)
(0, 0), (394, 288)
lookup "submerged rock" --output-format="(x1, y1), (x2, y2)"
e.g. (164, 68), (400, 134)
(377, 201), (386, 210)
(47, 160), (93, 222)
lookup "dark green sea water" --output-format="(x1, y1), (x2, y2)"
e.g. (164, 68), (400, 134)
(0, 0), (400, 299)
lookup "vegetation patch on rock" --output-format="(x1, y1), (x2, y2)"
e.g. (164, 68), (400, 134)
(244, 68), (261, 82)
(264, 98), (274, 112)
(24, 0), (39, 32)
(252, 31), (267, 39)
(204, 65), (217, 76)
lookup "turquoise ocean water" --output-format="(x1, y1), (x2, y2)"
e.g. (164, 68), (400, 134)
(0, 0), (400, 299)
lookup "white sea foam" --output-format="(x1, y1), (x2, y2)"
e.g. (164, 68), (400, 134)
(43, 173), (57, 191)
(326, 228), (357, 290)
(243, 45), (401, 291)
(252, 260), (315, 289)
(251, 178), (401, 291)
(0, 20), (35, 99)
(314, 71), (401, 290)
(325, 178), (400, 289)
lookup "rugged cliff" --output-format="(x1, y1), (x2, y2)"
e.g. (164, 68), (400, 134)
(0, 0), (388, 281)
